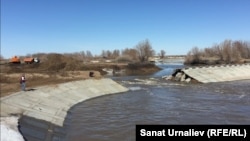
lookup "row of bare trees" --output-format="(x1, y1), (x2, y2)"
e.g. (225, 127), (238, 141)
(185, 40), (250, 65)
(4, 39), (166, 63)
(66, 39), (160, 63)
(87, 39), (157, 62)
(98, 39), (157, 63)
(100, 39), (157, 63)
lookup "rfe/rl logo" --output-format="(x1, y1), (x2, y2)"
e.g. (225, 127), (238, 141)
(209, 129), (244, 137)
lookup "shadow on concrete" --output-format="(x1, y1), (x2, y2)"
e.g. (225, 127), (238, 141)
(18, 115), (68, 141)
(26, 88), (36, 91)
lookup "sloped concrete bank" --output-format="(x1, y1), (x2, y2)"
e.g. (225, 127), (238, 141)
(0, 78), (129, 140)
(164, 64), (250, 83)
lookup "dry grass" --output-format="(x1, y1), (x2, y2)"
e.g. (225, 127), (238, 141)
(0, 71), (101, 97)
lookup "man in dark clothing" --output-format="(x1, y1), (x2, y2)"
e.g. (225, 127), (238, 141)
(20, 74), (26, 91)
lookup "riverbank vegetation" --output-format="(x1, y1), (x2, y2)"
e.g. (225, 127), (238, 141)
(184, 40), (250, 65)
(2, 39), (161, 75)
(1, 39), (162, 96)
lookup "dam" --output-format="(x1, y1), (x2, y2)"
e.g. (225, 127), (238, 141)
(0, 78), (128, 126)
(170, 64), (250, 83)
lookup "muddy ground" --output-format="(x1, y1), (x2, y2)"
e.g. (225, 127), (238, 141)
(0, 62), (160, 97)
(0, 70), (102, 97)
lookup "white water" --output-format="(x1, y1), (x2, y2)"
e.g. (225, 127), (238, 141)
(0, 116), (25, 141)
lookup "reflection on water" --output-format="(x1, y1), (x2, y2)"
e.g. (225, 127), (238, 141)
(64, 62), (250, 141)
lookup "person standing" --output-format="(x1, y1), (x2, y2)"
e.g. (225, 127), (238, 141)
(20, 74), (26, 91)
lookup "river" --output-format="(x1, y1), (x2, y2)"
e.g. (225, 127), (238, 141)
(19, 61), (250, 141)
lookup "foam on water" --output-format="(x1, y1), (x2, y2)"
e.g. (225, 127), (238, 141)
(0, 116), (25, 141)
(128, 87), (142, 91)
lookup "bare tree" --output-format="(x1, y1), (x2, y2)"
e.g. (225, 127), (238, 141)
(102, 50), (118, 59)
(213, 44), (223, 60)
(101, 50), (107, 58)
(246, 42), (250, 58)
(86, 50), (93, 58)
(80, 51), (86, 59)
(112, 49), (120, 58)
(135, 39), (155, 62)
(159, 50), (166, 59)
(122, 48), (138, 61)
(184, 46), (202, 64)
(221, 40), (232, 63)
(106, 50), (112, 58)
(231, 45), (241, 62)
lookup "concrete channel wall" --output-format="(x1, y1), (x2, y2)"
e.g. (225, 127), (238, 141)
(0, 78), (129, 127)
(171, 64), (250, 83)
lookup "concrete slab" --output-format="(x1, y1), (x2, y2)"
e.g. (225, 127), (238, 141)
(0, 78), (129, 127)
(49, 96), (77, 108)
(0, 102), (24, 116)
(182, 64), (250, 83)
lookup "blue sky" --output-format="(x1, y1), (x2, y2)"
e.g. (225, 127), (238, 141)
(1, 0), (250, 58)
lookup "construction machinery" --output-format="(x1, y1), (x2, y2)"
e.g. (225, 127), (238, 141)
(9, 56), (40, 64)
(23, 57), (40, 64)
(10, 56), (21, 64)
(23, 57), (34, 64)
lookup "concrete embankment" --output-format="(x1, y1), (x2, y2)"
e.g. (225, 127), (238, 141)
(166, 64), (250, 83)
(0, 78), (128, 140)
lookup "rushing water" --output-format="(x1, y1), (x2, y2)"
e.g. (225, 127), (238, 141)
(63, 62), (250, 141)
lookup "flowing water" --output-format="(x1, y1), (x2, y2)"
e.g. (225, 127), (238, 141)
(64, 62), (250, 141)
(19, 62), (250, 141)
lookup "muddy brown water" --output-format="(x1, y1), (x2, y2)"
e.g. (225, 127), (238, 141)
(19, 63), (250, 141)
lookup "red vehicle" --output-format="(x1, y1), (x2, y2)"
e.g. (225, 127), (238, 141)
(10, 56), (21, 64)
